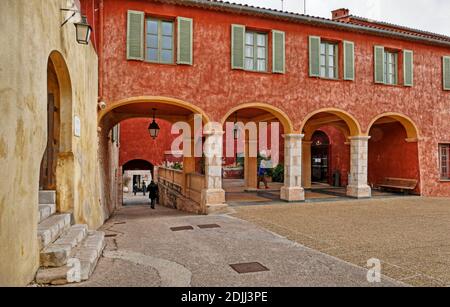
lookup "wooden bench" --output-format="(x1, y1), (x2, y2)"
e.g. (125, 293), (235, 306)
(379, 177), (418, 194)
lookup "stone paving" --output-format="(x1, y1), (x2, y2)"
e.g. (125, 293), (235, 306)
(233, 197), (450, 287)
(71, 197), (400, 287)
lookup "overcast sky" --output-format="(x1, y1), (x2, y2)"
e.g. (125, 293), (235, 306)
(229, 0), (450, 37)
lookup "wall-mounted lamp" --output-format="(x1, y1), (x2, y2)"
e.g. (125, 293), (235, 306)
(60, 9), (92, 45)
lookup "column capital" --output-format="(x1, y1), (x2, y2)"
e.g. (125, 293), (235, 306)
(348, 136), (371, 141)
(203, 129), (225, 136)
(283, 134), (305, 140)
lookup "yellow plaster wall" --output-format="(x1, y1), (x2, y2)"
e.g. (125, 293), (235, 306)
(0, 0), (103, 286)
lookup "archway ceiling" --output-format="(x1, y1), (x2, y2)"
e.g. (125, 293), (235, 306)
(224, 108), (279, 122)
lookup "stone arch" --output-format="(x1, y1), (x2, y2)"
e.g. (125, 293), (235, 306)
(300, 108), (363, 140)
(366, 112), (420, 140)
(98, 96), (211, 133)
(220, 102), (295, 134)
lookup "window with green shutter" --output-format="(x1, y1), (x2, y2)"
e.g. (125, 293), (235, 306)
(384, 51), (398, 85)
(244, 31), (268, 72)
(343, 41), (355, 81)
(231, 24), (245, 70)
(374, 46), (385, 84)
(127, 10), (145, 60)
(145, 18), (174, 64)
(444, 56), (450, 91)
(272, 30), (285, 74)
(309, 36), (321, 77)
(319, 41), (338, 79)
(403, 50), (414, 87)
(177, 17), (193, 65)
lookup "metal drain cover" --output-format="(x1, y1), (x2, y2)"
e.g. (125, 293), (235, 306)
(198, 224), (221, 229)
(230, 262), (270, 274)
(170, 226), (194, 232)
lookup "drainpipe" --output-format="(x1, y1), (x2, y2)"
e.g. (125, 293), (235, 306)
(98, 0), (104, 102)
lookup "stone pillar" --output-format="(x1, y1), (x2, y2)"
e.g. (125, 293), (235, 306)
(301, 141), (312, 189)
(244, 138), (258, 191)
(281, 134), (305, 202)
(202, 130), (227, 214)
(346, 136), (372, 198)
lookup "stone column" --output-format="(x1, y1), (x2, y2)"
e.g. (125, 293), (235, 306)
(346, 136), (372, 198)
(281, 134), (305, 202)
(301, 141), (312, 189)
(244, 138), (258, 191)
(202, 130), (227, 214)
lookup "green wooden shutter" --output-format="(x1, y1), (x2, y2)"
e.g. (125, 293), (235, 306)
(272, 30), (285, 74)
(309, 36), (321, 77)
(127, 10), (144, 60)
(177, 17), (193, 65)
(231, 24), (245, 69)
(374, 46), (385, 84)
(403, 50), (414, 87)
(343, 41), (355, 81)
(444, 56), (450, 91)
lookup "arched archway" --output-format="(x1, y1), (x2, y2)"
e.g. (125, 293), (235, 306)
(220, 102), (294, 201)
(122, 159), (155, 196)
(98, 96), (225, 215)
(39, 50), (74, 212)
(366, 113), (421, 195)
(301, 108), (369, 198)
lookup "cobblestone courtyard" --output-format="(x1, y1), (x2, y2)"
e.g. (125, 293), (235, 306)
(233, 197), (450, 287)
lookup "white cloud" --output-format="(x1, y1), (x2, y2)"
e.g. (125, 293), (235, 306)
(228, 0), (450, 37)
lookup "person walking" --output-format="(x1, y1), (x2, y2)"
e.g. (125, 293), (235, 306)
(147, 181), (159, 209)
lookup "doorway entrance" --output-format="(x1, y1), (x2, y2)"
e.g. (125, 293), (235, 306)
(311, 131), (330, 183)
(39, 59), (61, 190)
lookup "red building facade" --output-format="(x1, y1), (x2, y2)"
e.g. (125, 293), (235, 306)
(85, 0), (450, 203)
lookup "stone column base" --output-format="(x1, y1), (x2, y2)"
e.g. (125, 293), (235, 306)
(201, 189), (228, 214)
(280, 187), (305, 202)
(346, 185), (372, 198)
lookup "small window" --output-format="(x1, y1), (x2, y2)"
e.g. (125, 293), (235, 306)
(384, 51), (398, 85)
(319, 42), (338, 79)
(439, 144), (450, 180)
(244, 31), (267, 72)
(146, 18), (174, 64)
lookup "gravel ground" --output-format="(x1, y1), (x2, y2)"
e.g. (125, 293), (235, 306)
(232, 196), (450, 287)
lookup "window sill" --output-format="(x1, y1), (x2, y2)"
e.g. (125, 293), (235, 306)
(439, 179), (450, 182)
(374, 82), (411, 88)
(233, 68), (273, 75)
(310, 76), (342, 82)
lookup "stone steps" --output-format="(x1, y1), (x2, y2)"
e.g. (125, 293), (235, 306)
(35, 231), (105, 285)
(37, 214), (72, 250)
(38, 203), (56, 223)
(40, 224), (88, 267)
(39, 190), (56, 205)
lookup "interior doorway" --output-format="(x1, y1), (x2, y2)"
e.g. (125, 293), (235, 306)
(39, 59), (61, 190)
(311, 131), (330, 184)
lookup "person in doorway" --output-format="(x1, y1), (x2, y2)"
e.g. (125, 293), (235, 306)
(142, 181), (147, 196)
(258, 160), (269, 190)
(147, 180), (159, 209)
(133, 184), (138, 196)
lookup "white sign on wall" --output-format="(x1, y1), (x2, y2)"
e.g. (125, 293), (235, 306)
(74, 116), (81, 137)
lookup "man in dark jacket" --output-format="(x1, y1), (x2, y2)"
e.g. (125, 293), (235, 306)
(147, 181), (159, 209)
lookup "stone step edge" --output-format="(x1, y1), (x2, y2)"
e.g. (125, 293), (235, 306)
(35, 231), (105, 285)
(39, 224), (89, 267)
(38, 203), (56, 224)
(37, 214), (72, 251)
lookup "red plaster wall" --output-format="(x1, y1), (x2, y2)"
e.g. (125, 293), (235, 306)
(368, 122), (421, 193)
(96, 0), (450, 196)
(119, 118), (177, 167)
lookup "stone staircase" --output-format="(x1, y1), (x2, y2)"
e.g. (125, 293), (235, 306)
(34, 191), (105, 285)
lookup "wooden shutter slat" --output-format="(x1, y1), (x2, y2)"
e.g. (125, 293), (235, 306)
(231, 24), (245, 70)
(177, 17), (193, 65)
(272, 30), (285, 74)
(374, 46), (385, 84)
(127, 10), (144, 61)
(444, 56), (450, 91)
(403, 50), (414, 87)
(343, 41), (355, 81)
(309, 36), (321, 77)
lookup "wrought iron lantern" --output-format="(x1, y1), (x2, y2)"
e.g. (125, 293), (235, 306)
(148, 108), (160, 140)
